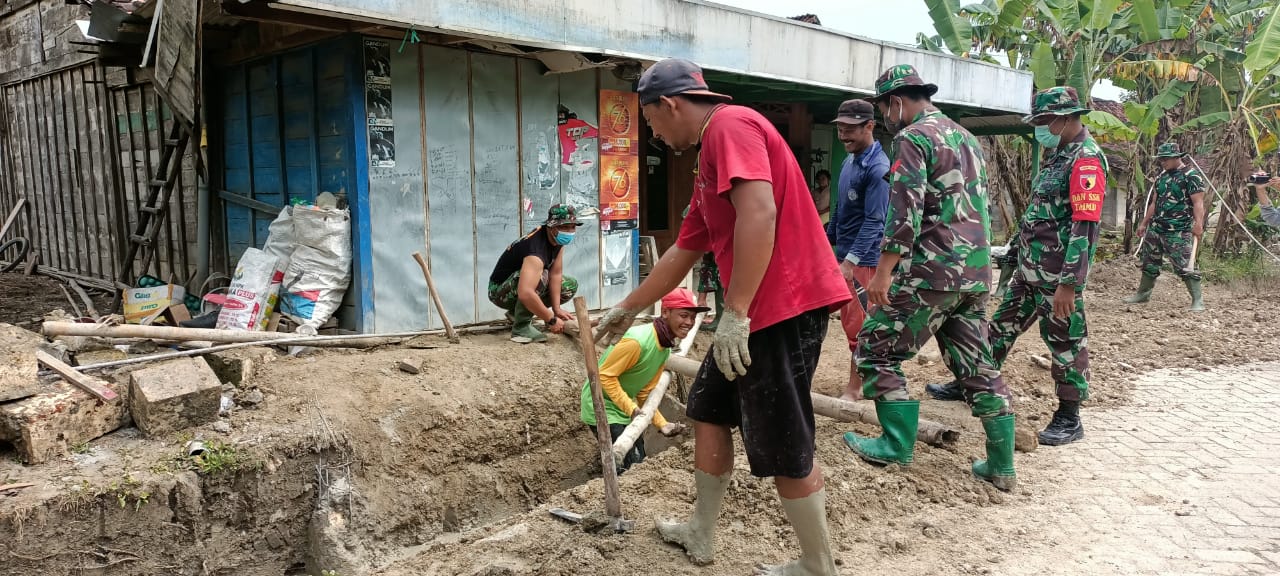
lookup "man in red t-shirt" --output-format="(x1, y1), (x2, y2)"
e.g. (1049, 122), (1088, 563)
(595, 59), (849, 576)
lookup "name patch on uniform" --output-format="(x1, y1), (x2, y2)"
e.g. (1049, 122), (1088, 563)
(1070, 157), (1105, 222)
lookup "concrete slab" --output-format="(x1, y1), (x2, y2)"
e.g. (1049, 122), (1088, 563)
(0, 323), (46, 403)
(0, 377), (130, 464)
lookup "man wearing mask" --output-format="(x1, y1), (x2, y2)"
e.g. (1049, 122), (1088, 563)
(843, 65), (1017, 491)
(579, 288), (700, 475)
(927, 87), (1108, 447)
(825, 99), (891, 402)
(594, 58), (849, 576)
(1124, 143), (1207, 311)
(487, 204), (580, 343)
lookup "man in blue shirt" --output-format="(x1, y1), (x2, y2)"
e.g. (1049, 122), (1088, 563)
(827, 99), (891, 401)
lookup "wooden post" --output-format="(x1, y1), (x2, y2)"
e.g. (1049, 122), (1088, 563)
(413, 252), (458, 343)
(0, 198), (25, 241)
(575, 296), (622, 519)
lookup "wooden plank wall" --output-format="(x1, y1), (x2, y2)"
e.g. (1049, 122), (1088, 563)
(0, 64), (199, 286)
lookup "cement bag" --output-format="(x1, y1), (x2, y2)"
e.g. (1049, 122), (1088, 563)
(280, 207), (351, 331)
(217, 248), (280, 331)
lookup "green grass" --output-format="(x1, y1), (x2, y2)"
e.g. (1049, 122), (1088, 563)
(1198, 249), (1280, 285)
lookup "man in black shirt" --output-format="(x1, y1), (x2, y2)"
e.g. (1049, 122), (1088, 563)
(488, 204), (582, 343)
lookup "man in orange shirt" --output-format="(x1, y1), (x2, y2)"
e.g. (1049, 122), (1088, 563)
(580, 288), (701, 474)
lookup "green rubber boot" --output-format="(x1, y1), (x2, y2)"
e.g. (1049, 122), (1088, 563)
(1184, 277), (1205, 312)
(1122, 274), (1157, 304)
(510, 302), (546, 343)
(842, 400), (919, 466)
(972, 414), (1017, 492)
(704, 287), (725, 332)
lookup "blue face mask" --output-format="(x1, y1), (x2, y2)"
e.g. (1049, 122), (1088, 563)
(555, 232), (575, 246)
(1034, 121), (1062, 149)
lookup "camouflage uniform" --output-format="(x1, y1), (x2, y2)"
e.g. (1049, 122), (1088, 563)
(854, 67), (1011, 419)
(992, 88), (1109, 403)
(1139, 150), (1205, 282)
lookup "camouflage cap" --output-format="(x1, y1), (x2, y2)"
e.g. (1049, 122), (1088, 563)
(1022, 87), (1091, 123)
(1155, 142), (1186, 159)
(545, 204), (581, 227)
(867, 64), (938, 102)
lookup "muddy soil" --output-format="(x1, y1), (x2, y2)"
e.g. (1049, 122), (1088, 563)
(2, 256), (1277, 576)
(0, 272), (111, 326)
(376, 256), (1280, 576)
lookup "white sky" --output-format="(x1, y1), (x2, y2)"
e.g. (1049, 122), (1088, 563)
(712, 0), (1126, 100)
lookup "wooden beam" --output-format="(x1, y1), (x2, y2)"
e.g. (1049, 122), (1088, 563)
(36, 349), (119, 403)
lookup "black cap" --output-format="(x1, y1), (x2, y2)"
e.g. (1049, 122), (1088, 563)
(833, 99), (874, 125)
(637, 59), (732, 106)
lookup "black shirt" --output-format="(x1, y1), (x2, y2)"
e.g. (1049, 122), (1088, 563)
(489, 226), (562, 285)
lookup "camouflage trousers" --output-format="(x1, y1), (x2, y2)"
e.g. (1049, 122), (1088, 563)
(855, 286), (1012, 418)
(487, 270), (578, 312)
(989, 275), (1089, 402)
(1137, 228), (1201, 281)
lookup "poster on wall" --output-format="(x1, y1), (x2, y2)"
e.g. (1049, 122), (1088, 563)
(369, 127), (396, 168)
(603, 230), (633, 287)
(363, 39), (395, 168)
(364, 38), (391, 85)
(558, 105), (599, 216)
(598, 90), (640, 226)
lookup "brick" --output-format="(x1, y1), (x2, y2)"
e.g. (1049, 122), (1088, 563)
(129, 357), (221, 437)
(0, 377), (130, 464)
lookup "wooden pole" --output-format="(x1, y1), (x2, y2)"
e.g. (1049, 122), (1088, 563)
(663, 355), (962, 448)
(413, 252), (458, 343)
(1185, 237), (1199, 272)
(574, 296), (622, 519)
(610, 311), (704, 462)
(1134, 180), (1156, 257)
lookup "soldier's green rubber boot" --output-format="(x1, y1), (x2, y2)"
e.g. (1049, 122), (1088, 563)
(972, 414), (1017, 492)
(843, 400), (919, 466)
(1122, 274), (1157, 304)
(1184, 277), (1205, 312)
(510, 302), (546, 343)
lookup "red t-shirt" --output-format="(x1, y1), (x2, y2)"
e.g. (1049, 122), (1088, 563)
(677, 106), (851, 332)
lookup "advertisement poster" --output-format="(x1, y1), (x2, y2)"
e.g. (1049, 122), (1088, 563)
(598, 90), (640, 225)
(599, 155), (640, 222)
(364, 39), (395, 168)
(369, 126), (396, 168)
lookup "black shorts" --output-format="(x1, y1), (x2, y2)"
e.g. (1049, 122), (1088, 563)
(686, 307), (828, 479)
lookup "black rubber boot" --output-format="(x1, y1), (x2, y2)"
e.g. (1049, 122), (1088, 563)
(1038, 400), (1084, 446)
(925, 380), (965, 402)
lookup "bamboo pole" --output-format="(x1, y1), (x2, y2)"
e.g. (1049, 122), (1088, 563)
(412, 252), (458, 343)
(575, 296), (622, 519)
(662, 355), (962, 447)
(609, 311), (703, 462)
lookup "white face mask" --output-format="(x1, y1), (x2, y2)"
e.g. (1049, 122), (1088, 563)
(883, 96), (907, 133)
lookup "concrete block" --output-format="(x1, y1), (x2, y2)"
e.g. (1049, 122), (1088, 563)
(203, 347), (274, 387)
(0, 324), (44, 402)
(129, 357), (222, 437)
(0, 377), (130, 464)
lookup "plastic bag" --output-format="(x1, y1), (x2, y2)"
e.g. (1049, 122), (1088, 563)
(217, 248), (280, 331)
(280, 206), (351, 331)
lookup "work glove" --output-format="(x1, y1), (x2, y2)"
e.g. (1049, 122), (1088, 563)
(594, 306), (641, 347)
(712, 308), (752, 380)
(660, 422), (687, 437)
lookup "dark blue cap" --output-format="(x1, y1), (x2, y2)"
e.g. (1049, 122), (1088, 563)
(637, 58), (732, 106)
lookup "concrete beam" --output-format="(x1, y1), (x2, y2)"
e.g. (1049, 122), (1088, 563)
(273, 0), (1033, 114)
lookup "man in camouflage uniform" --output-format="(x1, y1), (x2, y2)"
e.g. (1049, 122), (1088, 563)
(927, 87), (1108, 447)
(843, 65), (1016, 491)
(1124, 142), (1207, 311)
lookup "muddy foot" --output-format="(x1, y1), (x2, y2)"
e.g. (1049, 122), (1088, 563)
(656, 519), (713, 566)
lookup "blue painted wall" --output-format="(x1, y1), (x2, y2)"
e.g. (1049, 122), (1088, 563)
(218, 37), (367, 330)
